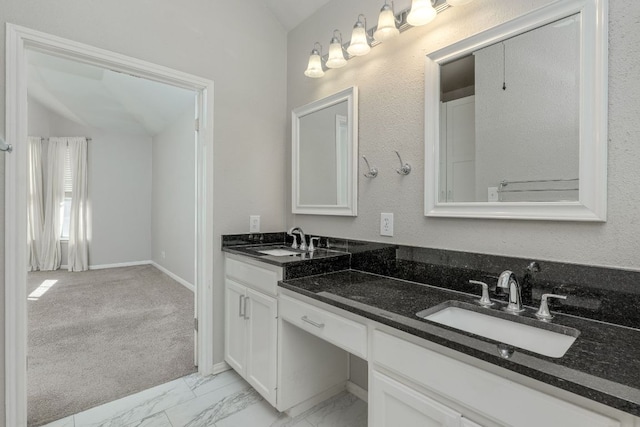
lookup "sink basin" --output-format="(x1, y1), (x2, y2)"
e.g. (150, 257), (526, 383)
(417, 301), (579, 358)
(257, 248), (302, 256)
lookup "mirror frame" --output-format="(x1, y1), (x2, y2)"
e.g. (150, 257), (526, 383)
(292, 86), (359, 216)
(424, 0), (607, 221)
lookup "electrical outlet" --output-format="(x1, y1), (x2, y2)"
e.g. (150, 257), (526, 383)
(488, 187), (499, 202)
(249, 215), (261, 233)
(380, 213), (394, 237)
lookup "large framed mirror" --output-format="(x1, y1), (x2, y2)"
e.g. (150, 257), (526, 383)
(425, 0), (607, 221)
(292, 86), (358, 216)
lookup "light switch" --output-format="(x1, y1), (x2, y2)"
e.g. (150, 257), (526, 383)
(488, 187), (499, 202)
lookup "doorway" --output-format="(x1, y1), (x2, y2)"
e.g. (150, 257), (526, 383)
(5, 24), (215, 427)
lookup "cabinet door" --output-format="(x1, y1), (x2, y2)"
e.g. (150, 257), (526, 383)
(371, 370), (461, 427)
(245, 288), (278, 406)
(224, 279), (247, 374)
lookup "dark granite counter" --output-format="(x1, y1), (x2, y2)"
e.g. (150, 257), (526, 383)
(280, 270), (640, 417)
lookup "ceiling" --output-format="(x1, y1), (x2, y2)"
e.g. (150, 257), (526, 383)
(264, 0), (333, 31)
(27, 51), (195, 137)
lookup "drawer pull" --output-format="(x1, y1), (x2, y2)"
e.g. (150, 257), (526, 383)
(301, 315), (325, 328)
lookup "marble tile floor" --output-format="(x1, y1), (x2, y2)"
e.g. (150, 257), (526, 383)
(40, 369), (367, 427)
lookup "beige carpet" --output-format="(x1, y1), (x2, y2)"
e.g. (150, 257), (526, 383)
(27, 265), (196, 426)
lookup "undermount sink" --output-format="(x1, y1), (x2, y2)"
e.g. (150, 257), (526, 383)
(417, 301), (579, 358)
(257, 248), (302, 256)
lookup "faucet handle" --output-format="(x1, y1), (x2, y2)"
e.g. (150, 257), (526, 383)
(290, 234), (298, 249)
(535, 293), (567, 321)
(470, 280), (494, 307)
(309, 237), (320, 252)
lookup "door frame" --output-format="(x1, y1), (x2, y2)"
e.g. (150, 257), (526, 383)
(5, 23), (215, 427)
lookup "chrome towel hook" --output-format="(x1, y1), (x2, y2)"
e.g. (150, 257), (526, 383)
(362, 155), (378, 178)
(0, 137), (12, 153)
(394, 151), (411, 175)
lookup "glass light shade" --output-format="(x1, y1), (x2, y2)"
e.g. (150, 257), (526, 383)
(347, 23), (371, 56)
(407, 0), (437, 26)
(447, 0), (473, 5)
(373, 5), (399, 42)
(304, 49), (324, 78)
(326, 38), (347, 68)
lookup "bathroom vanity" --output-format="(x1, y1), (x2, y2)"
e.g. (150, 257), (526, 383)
(223, 233), (640, 427)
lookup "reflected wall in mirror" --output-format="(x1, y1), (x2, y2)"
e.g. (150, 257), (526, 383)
(292, 87), (358, 216)
(425, 0), (607, 221)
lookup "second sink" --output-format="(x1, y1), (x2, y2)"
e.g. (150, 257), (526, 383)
(417, 301), (579, 358)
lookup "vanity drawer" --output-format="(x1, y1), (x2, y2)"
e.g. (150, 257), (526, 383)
(279, 294), (367, 359)
(372, 330), (620, 427)
(225, 255), (282, 296)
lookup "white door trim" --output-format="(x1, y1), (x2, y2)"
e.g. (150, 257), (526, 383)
(5, 23), (215, 427)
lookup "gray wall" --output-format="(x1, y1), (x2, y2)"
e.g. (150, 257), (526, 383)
(152, 106), (196, 286)
(286, 0), (640, 271)
(27, 98), (154, 267)
(1, 1), (288, 421)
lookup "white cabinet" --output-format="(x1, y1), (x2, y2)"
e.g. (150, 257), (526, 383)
(371, 370), (461, 427)
(224, 255), (281, 406)
(372, 329), (624, 427)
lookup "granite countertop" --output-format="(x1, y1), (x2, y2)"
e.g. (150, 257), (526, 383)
(279, 270), (640, 417)
(222, 243), (350, 267)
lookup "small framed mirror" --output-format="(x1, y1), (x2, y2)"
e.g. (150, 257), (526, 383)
(292, 87), (358, 216)
(424, 0), (607, 221)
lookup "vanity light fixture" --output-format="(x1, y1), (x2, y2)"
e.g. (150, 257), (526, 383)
(407, 0), (437, 27)
(304, 42), (325, 78)
(326, 30), (347, 69)
(373, 2), (400, 42)
(347, 15), (371, 57)
(303, 0), (472, 78)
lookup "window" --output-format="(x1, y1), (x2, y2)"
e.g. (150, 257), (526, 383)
(60, 146), (72, 240)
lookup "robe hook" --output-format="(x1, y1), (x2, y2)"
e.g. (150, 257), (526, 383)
(362, 155), (378, 178)
(394, 151), (411, 175)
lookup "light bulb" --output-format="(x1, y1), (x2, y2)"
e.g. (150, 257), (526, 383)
(373, 4), (399, 42)
(347, 19), (371, 57)
(326, 35), (347, 69)
(447, 0), (473, 5)
(304, 47), (324, 78)
(407, 0), (437, 26)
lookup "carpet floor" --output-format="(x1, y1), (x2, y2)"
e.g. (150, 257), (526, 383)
(27, 265), (196, 426)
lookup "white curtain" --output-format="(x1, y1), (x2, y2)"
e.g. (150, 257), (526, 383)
(67, 137), (89, 271)
(39, 138), (67, 271)
(27, 136), (44, 271)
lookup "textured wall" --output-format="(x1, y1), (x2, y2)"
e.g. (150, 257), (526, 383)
(287, 0), (640, 270)
(1, 1), (287, 422)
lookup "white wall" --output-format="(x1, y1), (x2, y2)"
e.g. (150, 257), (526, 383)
(27, 98), (154, 267)
(286, 0), (640, 271)
(1, 1), (287, 418)
(152, 106), (196, 286)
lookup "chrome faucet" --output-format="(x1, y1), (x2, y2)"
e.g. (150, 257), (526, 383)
(497, 270), (525, 313)
(287, 227), (307, 251)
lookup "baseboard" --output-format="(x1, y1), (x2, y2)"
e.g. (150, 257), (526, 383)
(346, 380), (368, 403)
(212, 361), (231, 375)
(84, 260), (152, 270)
(151, 262), (195, 292)
(285, 381), (347, 418)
